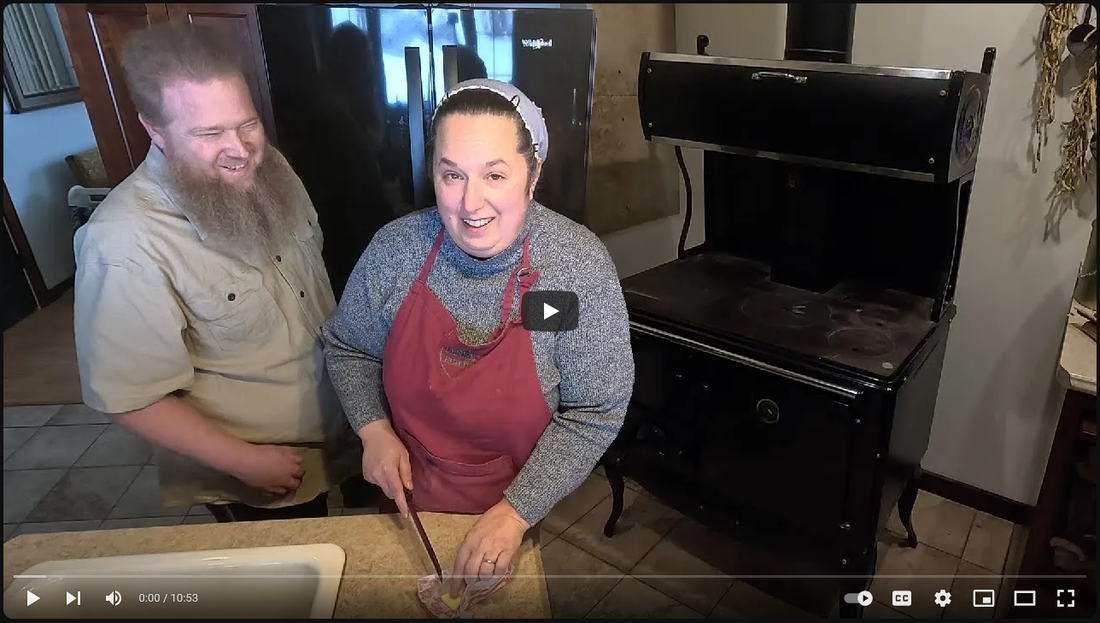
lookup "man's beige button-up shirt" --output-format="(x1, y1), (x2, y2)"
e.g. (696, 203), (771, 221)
(73, 146), (358, 509)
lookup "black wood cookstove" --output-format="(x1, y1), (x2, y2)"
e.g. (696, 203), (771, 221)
(598, 4), (997, 618)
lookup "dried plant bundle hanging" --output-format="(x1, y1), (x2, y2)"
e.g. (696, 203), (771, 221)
(1054, 59), (1096, 198)
(1035, 3), (1080, 162)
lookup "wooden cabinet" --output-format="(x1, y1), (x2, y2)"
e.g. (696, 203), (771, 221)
(1013, 388), (1097, 616)
(55, 3), (274, 186)
(1012, 309), (1097, 617)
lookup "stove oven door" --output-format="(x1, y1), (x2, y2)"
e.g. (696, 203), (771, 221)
(694, 355), (863, 543)
(626, 326), (865, 545)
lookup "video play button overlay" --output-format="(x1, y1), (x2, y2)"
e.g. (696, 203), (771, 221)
(521, 290), (579, 332)
(27, 590), (39, 606)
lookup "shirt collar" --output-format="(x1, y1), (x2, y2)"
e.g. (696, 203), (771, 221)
(142, 143), (210, 241)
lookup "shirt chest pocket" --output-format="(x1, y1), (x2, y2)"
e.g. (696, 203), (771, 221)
(289, 220), (336, 310)
(292, 220), (327, 278)
(185, 272), (279, 355)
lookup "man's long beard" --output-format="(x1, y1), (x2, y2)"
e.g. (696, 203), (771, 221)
(163, 146), (298, 266)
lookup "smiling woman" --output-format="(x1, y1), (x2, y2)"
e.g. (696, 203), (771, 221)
(322, 78), (635, 593)
(2, 3), (81, 113)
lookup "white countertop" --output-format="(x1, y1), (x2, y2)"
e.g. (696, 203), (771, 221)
(1057, 301), (1097, 396)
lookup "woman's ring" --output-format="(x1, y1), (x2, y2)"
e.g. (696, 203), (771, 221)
(483, 558), (495, 565)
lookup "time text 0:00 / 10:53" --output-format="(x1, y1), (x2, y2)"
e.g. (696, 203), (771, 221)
(138, 593), (199, 603)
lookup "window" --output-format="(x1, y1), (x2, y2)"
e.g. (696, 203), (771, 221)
(378, 9), (429, 106)
(430, 8), (514, 103)
(474, 9), (514, 84)
(3, 3), (80, 113)
(329, 7), (368, 31)
(329, 6), (428, 107)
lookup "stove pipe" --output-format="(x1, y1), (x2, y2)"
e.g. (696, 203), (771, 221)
(783, 3), (856, 63)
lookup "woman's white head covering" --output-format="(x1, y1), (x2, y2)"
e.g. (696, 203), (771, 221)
(437, 78), (549, 162)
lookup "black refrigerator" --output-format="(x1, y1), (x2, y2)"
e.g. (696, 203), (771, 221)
(256, 3), (597, 299)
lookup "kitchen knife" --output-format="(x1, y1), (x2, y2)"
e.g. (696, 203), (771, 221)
(408, 496), (444, 582)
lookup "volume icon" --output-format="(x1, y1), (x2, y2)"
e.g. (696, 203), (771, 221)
(105, 591), (122, 606)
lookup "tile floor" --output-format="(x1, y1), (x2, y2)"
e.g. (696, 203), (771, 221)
(5, 403), (1026, 618)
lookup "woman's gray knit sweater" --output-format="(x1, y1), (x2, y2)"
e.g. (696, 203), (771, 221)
(321, 202), (635, 525)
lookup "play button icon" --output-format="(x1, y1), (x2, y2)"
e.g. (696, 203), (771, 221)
(26, 590), (39, 606)
(521, 290), (579, 332)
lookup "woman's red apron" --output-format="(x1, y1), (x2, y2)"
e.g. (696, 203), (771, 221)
(380, 229), (552, 514)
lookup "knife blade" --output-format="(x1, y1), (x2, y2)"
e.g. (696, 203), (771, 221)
(408, 497), (444, 582)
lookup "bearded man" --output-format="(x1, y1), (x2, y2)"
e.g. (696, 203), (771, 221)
(72, 22), (362, 521)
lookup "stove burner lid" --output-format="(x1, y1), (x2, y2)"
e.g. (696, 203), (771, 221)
(740, 292), (831, 329)
(827, 328), (895, 358)
(850, 304), (908, 329)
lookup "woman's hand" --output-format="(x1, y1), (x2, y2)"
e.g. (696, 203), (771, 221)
(449, 499), (530, 593)
(358, 419), (413, 516)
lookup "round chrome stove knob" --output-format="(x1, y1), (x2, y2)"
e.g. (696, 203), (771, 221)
(756, 398), (780, 424)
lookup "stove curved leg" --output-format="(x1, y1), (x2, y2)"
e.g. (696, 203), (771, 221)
(604, 460), (625, 538)
(898, 466), (922, 548)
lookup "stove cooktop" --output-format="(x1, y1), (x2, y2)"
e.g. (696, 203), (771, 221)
(620, 252), (938, 380)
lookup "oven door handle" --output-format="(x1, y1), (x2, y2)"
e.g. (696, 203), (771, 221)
(629, 320), (863, 400)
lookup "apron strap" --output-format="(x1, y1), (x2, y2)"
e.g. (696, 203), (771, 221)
(416, 229), (447, 285)
(501, 237), (538, 325)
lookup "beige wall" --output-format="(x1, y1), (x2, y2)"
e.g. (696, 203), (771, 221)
(599, 3), (787, 276)
(597, 3), (1096, 505)
(585, 4), (681, 236)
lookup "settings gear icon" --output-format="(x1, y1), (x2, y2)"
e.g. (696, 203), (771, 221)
(934, 589), (952, 607)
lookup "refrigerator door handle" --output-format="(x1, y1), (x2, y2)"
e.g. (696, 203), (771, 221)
(572, 87), (579, 127)
(442, 44), (459, 94)
(405, 46), (427, 210)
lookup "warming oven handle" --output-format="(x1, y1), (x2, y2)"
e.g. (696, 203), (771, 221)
(751, 71), (808, 84)
(629, 321), (862, 400)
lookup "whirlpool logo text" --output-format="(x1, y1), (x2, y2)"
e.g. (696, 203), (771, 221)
(521, 38), (553, 50)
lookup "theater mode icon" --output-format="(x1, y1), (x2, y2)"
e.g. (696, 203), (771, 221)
(1013, 590), (1037, 607)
